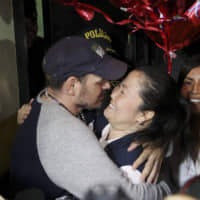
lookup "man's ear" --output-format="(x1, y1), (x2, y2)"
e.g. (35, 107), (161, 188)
(137, 110), (155, 125)
(63, 76), (80, 96)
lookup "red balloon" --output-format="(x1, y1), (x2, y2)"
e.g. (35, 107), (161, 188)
(185, 0), (200, 25)
(75, 7), (95, 21)
(108, 0), (200, 73)
(147, 0), (200, 52)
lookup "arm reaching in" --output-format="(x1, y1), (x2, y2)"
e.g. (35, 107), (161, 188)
(128, 142), (165, 184)
(17, 99), (33, 125)
(38, 110), (171, 200)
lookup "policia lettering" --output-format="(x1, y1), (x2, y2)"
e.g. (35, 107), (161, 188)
(84, 28), (112, 42)
(84, 28), (121, 87)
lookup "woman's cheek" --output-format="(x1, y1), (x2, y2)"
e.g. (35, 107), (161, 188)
(181, 86), (190, 99)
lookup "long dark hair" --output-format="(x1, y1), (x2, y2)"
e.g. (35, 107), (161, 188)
(177, 54), (200, 161)
(132, 65), (190, 149)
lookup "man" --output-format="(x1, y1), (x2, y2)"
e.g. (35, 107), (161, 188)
(10, 36), (170, 200)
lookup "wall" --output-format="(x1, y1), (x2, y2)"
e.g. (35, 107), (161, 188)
(36, 0), (44, 38)
(0, 0), (19, 121)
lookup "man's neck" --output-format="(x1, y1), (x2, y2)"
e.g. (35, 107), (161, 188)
(43, 87), (82, 116)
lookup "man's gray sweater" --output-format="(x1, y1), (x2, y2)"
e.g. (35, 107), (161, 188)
(11, 94), (171, 200)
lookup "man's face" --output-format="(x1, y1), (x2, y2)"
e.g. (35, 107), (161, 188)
(75, 74), (111, 110)
(181, 66), (200, 113)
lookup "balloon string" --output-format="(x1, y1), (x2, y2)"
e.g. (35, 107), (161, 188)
(163, 23), (172, 74)
(166, 24), (172, 74)
(159, 22), (172, 74)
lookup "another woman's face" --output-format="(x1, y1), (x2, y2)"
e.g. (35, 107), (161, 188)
(104, 70), (144, 130)
(181, 66), (200, 113)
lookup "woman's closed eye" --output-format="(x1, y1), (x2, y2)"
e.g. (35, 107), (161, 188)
(183, 80), (193, 86)
(118, 84), (125, 95)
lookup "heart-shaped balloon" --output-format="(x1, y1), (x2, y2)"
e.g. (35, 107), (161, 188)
(147, 0), (200, 52)
(75, 7), (95, 21)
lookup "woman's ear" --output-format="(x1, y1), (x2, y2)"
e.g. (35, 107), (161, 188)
(144, 110), (155, 122)
(63, 76), (80, 96)
(137, 110), (155, 125)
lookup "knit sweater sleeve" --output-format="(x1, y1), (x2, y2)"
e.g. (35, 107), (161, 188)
(37, 105), (171, 200)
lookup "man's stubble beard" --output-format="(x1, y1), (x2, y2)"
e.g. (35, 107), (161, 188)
(75, 90), (111, 111)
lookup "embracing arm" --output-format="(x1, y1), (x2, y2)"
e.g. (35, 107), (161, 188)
(17, 99), (33, 125)
(128, 142), (165, 183)
(37, 112), (170, 200)
(128, 143), (165, 183)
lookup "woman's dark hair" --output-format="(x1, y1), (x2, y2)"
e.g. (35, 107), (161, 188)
(133, 65), (190, 149)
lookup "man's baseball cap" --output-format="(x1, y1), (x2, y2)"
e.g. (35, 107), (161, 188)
(42, 36), (127, 81)
(77, 26), (118, 57)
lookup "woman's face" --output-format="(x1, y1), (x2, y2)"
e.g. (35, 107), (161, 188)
(181, 66), (200, 113)
(104, 70), (145, 131)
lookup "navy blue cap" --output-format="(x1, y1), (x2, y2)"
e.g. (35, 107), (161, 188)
(43, 36), (127, 81)
(77, 26), (118, 57)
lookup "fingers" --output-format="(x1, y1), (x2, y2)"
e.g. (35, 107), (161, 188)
(146, 160), (160, 183)
(142, 149), (163, 183)
(140, 155), (155, 182)
(17, 100), (33, 125)
(153, 171), (159, 184)
(29, 98), (34, 105)
(153, 158), (163, 184)
(132, 145), (164, 183)
(127, 142), (140, 152)
(132, 150), (150, 170)
(21, 104), (32, 116)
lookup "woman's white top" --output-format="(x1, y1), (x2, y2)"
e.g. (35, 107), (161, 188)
(178, 152), (200, 186)
(99, 124), (142, 184)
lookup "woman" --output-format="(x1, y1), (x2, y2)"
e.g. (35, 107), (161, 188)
(99, 65), (189, 184)
(171, 54), (200, 187)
